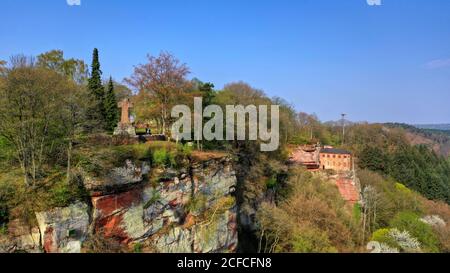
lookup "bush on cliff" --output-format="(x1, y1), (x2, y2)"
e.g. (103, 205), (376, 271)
(389, 212), (439, 252)
(357, 169), (423, 229)
(83, 232), (128, 253)
(257, 168), (361, 253)
(152, 149), (176, 168)
(0, 168), (88, 227)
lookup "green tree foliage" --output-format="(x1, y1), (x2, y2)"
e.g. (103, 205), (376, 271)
(358, 146), (388, 172)
(35, 51), (97, 182)
(37, 50), (88, 84)
(257, 168), (361, 253)
(358, 143), (450, 203)
(371, 228), (398, 248)
(389, 212), (440, 252)
(87, 48), (106, 127)
(0, 60), (74, 186)
(358, 169), (450, 252)
(0, 53), (96, 187)
(112, 81), (132, 101)
(358, 170), (422, 229)
(192, 78), (215, 106)
(104, 77), (119, 132)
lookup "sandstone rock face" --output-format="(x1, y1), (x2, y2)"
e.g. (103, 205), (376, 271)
(35, 202), (90, 253)
(84, 160), (150, 196)
(0, 219), (41, 253)
(90, 157), (238, 253)
(1, 156), (238, 253)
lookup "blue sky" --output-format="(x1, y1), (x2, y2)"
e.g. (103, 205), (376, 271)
(1, 0), (450, 124)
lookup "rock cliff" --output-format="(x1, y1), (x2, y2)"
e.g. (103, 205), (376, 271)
(1, 156), (238, 253)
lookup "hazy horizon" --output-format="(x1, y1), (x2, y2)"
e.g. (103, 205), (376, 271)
(1, 0), (450, 124)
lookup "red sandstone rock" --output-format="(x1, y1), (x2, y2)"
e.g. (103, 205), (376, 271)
(43, 226), (56, 253)
(92, 188), (142, 217)
(92, 188), (143, 242)
(183, 214), (196, 229)
(335, 178), (360, 205)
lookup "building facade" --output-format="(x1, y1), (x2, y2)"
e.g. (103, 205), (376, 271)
(319, 148), (352, 172)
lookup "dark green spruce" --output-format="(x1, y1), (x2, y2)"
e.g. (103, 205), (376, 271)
(104, 77), (119, 132)
(88, 48), (106, 122)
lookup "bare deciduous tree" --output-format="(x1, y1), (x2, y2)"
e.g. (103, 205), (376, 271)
(125, 52), (191, 135)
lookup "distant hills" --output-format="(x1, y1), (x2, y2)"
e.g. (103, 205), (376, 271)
(414, 124), (450, 131)
(384, 123), (450, 157)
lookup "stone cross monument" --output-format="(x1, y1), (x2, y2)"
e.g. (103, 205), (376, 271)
(118, 99), (133, 125)
(114, 98), (136, 136)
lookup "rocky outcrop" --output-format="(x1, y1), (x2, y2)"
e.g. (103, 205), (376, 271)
(89, 157), (238, 253)
(35, 202), (90, 253)
(0, 219), (41, 253)
(84, 160), (151, 196)
(0, 156), (238, 253)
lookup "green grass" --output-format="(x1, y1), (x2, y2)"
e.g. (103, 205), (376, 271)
(73, 141), (194, 179)
(143, 192), (161, 209)
(135, 128), (147, 134)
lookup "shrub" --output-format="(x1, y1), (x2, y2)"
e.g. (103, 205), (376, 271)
(152, 149), (169, 167)
(74, 151), (110, 178)
(371, 228), (400, 249)
(419, 197), (450, 252)
(388, 228), (421, 252)
(151, 149), (177, 168)
(180, 144), (193, 157)
(357, 169), (423, 228)
(257, 168), (361, 253)
(50, 183), (73, 207)
(291, 227), (338, 253)
(265, 176), (278, 189)
(133, 242), (143, 253)
(389, 212), (439, 252)
(187, 194), (208, 215)
(82, 232), (128, 253)
(371, 228), (423, 253)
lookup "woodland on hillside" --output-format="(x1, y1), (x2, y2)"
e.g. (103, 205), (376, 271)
(0, 49), (449, 253)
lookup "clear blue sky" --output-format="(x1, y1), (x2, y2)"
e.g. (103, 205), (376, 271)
(1, 0), (450, 124)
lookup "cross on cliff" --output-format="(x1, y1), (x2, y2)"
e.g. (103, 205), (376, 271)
(118, 98), (133, 125)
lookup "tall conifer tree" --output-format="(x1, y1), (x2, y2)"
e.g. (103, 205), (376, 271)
(104, 77), (119, 131)
(88, 48), (105, 121)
